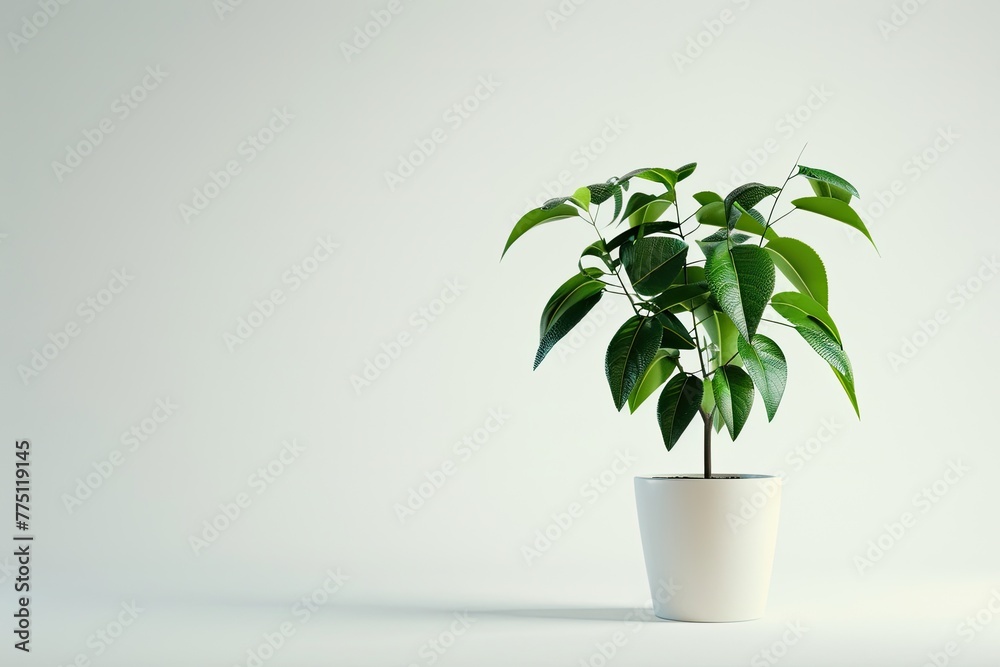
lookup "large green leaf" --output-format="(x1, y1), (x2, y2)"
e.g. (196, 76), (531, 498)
(628, 192), (676, 227)
(621, 237), (689, 296)
(695, 201), (779, 240)
(770, 291), (841, 344)
(604, 220), (681, 252)
(605, 316), (662, 411)
(705, 244), (776, 342)
(534, 271), (606, 369)
(620, 192), (657, 223)
(795, 325), (852, 378)
(620, 167), (678, 190)
(724, 183), (780, 223)
(628, 349), (678, 413)
(787, 324), (858, 416)
(791, 196), (878, 251)
(764, 237), (829, 308)
(502, 204), (580, 257)
(655, 310), (696, 350)
(797, 166), (859, 202)
(650, 282), (710, 312)
(693, 191), (722, 206)
(657, 374), (704, 451)
(712, 365), (754, 440)
(737, 334), (787, 421)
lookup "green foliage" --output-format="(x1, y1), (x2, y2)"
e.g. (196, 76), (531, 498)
(502, 153), (875, 472)
(657, 374), (704, 451)
(605, 316), (662, 411)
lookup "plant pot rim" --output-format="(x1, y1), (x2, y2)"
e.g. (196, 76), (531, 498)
(635, 474), (780, 480)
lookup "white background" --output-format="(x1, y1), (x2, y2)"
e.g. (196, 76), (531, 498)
(2, 0), (999, 665)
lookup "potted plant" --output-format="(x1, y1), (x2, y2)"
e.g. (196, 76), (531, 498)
(501, 153), (876, 621)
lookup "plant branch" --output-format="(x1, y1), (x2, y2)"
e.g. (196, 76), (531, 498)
(759, 143), (808, 247)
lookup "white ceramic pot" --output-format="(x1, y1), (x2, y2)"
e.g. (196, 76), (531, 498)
(634, 474), (782, 622)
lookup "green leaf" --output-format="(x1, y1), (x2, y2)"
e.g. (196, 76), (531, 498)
(797, 165), (859, 200)
(764, 237), (829, 308)
(693, 191), (722, 206)
(628, 192), (676, 227)
(657, 374), (704, 451)
(675, 162), (697, 182)
(604, 220), (681, 252)
(628, 350), (678, 413)
(502, 204), (580, 258)
(770, 291), (841, 344)
(795, 324), (852, 378)
(534, 272), (605, 369)
(791, 196), (878, 251)
(833, 367), (860, 418)
(786, 324), (858, 415)
(621, 237), (689, 296)
(705, 243), (776, 342)
(717, 311), (741, 369)
(612, 185), (624, 221)
(655, 310), (696, 350)
(605, 316), (662, 411)
(695, 201), (779, 240)
(650, 282), (710, 312)
(712, 366), (754, 440)
(742, 206), (766, 226)
(737, 334), (787, 421)
(579, 240), (614, 274)
(620, 192), (657, 223)
(620, 167), (678, 190)
(724, 183), (780, 223)
(586, 183), (613, 205)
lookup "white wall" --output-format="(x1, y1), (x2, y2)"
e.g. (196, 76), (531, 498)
(2, 0), (997, 664)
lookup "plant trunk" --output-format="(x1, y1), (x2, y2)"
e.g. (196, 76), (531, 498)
(702, 410), (712, 479)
